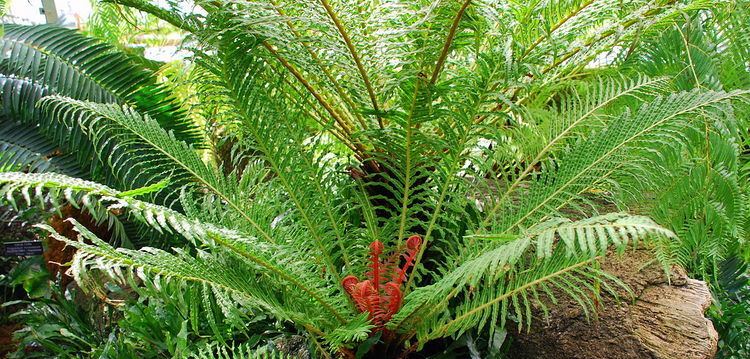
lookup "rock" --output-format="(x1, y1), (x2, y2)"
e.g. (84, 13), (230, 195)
(274, 335), (310, 358)
(509, 249), (718, 359)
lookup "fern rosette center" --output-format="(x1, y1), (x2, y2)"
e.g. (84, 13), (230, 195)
(342, 235), (422, 331)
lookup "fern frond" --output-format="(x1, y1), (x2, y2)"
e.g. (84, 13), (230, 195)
(32, 97), (201, 208)
(0, 171), (353, 334)
(189, 342), (289, 359)
(0, 121), (81, 176)
(325, 313), (374, 351)
(37, 97), (277, 239)
(484, 89), (749, 233)
(99, 0), (203, 33)
(390, 213), (675, 343)
(0, 24), (201, 144)
(202, 43), (369, 280)
(0, 75), (49, 123)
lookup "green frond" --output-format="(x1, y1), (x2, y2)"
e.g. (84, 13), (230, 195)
(41, 220), (323, 338)
(529, 75), (670, 158)
(38, 96), (217, 209)
(390, 213), (675, 344)
(100, 0), (202, 33)
(325, 313), (374, 351)
(645, 122), (746, 277)
(0, 75), (49, 123)
(0, 121), (81, 176)
(189, 342), (290, 359)
(0, 171), (353, 335)
(0, 24), (201, 144)
(199, 42), (369, 279)
(1, 1), (747, 356)
(484, 89), (749, 233)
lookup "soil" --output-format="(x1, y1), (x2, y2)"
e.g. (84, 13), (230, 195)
(45, 204), (111, 288)
(0, 323), (20, 358)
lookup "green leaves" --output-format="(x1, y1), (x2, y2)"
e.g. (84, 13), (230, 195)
(38, 97), (213, 209)
(0, 121), (81, 176)
(485, 89), (750, 233)
(0, 24), (201, 144)
(390, 214), (675, 342)
(0, 171), (353, 335)
(9, 256), (50, 299)
(1, 1), (748, 356)
(188, 342), (290, 359)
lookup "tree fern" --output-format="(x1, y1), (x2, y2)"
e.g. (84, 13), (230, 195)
(1, 0), (748, 357)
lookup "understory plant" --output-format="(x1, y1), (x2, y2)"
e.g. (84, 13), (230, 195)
(1, 0), (750, 357)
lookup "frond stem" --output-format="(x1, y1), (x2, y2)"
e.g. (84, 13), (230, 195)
(425, 258), (595, 340)
(430, 0), (472, 85)
(318, 0), (383, 128)
(270, 1), (369, 130)
(262, 42), (369, 158)
(396, 79), (422, 244)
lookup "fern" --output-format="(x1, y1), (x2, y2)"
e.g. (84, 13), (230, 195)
(389, 214), (675, 342)
(1, 1), (748, 357)
(0, 121), (80, 176)
(484, 89), (749, 234)
(0, 24), (200, 144)
(0, 172), (351, 335)
(189, 342), (290, 359)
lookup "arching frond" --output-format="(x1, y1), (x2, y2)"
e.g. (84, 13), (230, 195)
(0, 121), (81, 176)
(189, 342), (290, 359)
(483, 90), (749, 233)
(1, 1), (747, 356)
(38, 96), (218, 209)
(390, 213), (675, 342)
(0, 24), (201, 144)
(0, 171), (355, 336)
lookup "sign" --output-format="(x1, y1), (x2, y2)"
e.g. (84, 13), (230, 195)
(1, 240), (44, 256)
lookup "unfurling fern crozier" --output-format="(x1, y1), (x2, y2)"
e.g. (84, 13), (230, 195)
(342, 235), (422, 331)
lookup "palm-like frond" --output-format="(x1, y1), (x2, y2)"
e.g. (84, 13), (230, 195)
(0, 121), (80, 176)
(390, 213), (675, 343)
(483, 89), (749, 234)
(189, 342), (289, 359)
(37, 96), (219, 209)
(0, 171), (353, 336)
(0, 24), (201, 144)
(1, 0), (748, 356)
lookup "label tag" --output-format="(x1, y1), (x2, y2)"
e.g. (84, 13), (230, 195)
(1, 240), (44, 256)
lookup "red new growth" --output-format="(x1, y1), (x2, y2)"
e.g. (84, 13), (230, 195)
(342, 235), (422, 329)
